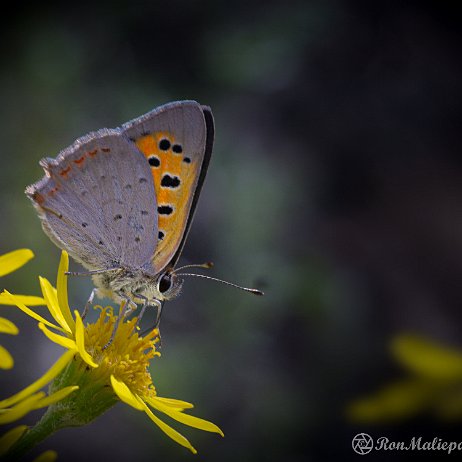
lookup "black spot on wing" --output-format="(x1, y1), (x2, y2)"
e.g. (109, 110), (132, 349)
(148, 156), (160, 167)
(159, 139), (171, 151)
(158, 205), (173, 215)
(161, 174), (180, 188)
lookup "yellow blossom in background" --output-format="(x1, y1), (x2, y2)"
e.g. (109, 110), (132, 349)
(0, 249), (45, 369)
(347, 334), (462, 423)
(32, 450), (58, 462)
(1, 251), (223, 459)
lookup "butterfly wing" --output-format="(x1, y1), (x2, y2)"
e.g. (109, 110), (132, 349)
(169, 106), (214, 268)
(26, 131), (158, 271)
(122, 101), (214, 274)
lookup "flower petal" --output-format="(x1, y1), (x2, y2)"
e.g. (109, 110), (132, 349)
(38, 323), (77, 350)
(0, 345), (14, 370)
(74, 311), (98, 368)
(0, 392), (45, 424)
(56, 251), (75, 334)
(138, 398), (197, 454)
(0, 249), (34, 277)
(347, 378), (436, 423)
(0, 350), (75, 408)
(39, 277), (72, 333)
(0, 425), (28, 457)
(153, 396), (194, 410)
(110, 375), (144, 410)
(0, 317), (18, 335)
(34, 386), (79, 409)
(0, 294), (45, 306)
(1, 291), (62, 331)
(392, 334), (462, 380)
(32, 450), (58, 462)
(147, 396), (224, 436)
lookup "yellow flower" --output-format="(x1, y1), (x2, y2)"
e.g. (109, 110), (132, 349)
(347, 334), (462, 423)
(0, 249), (45, 369)
(1, 251), (223, 458)
(32, 450), (58, 462)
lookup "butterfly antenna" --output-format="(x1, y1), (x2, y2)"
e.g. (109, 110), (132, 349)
(172, 262), (214, 273)
(176, 273), (264, 296)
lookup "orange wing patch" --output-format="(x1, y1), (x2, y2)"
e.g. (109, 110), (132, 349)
(135, 131), (199, 269)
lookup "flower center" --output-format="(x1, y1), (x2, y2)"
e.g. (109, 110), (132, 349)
(84, 306), (160, 399)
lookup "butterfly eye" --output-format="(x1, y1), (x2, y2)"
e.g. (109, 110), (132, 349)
(158, 273), (172, 294)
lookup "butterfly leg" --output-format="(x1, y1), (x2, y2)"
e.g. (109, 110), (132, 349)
(152, 299), (164, 348)
(138, 299), (163, 343)
(103, 293), (136, 349)
(132, 294), (162, 339)
(131, 293), (149, 327)
(153, 299), (164, 329)
(82, 288), (98, 320)
(66, 268), (120, 277)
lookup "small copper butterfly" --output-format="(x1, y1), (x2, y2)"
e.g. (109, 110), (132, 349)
(26, 101), (262, 321)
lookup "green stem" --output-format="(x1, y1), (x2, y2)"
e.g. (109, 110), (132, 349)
(5, 406), (60, 460)
(4, 358), (118, 460)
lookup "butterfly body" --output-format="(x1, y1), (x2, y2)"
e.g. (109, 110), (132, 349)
(27, 101), (214, 306)
(90, 264), (182, 303)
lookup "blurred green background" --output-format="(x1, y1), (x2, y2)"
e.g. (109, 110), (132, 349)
(1, 1), (461, 461)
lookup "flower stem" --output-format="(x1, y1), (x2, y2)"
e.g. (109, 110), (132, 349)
(5, 406), (60, 460)
(5, 358), (119, 460)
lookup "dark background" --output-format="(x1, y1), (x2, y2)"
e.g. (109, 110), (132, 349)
(0, 1), (461, 461)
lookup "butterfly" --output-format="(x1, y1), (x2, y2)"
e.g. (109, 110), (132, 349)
(26, 101), (212, 307)
(26, 101), (262, 322)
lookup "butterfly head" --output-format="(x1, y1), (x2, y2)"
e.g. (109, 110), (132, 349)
(154, 269), (183, 301)
(92, 266), (183, 304)
(124, 269), (183, 303)
(129, 267), (183, 302)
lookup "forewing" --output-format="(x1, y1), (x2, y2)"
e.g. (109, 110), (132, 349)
(26, 131), (158, 271)
(122, 101), (210, 273)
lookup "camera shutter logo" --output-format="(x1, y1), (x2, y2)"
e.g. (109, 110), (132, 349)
(352, 433), (373, 455)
